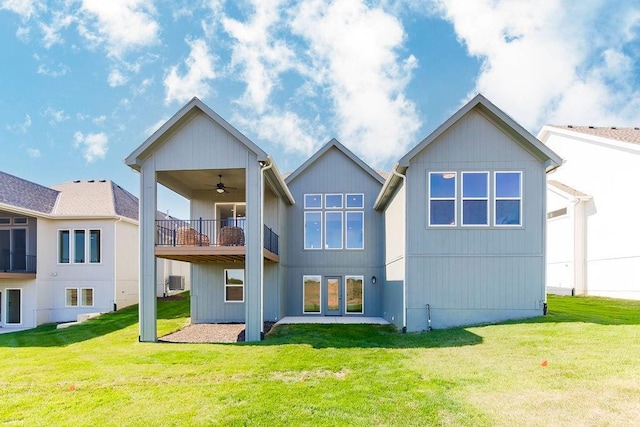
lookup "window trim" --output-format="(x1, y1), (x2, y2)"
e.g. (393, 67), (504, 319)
(461, 171), (489, 227)
(0, 218), (10, 225)
(344, 275), (364, 314)
(324, 211), (343, 250)
(224, 269), (244, 303)
(494, 171), (523, 227)
(58, 229), (70, 264)
(345, 211), (364, 250)
(304, 211), (323, 250)
(12, 217), (27, 225)
(428, 171), (457, 227)
(65, 287), (79, 307)
(324, 193), (344, 209)
(345, 193), (364, 209)
(81, 287), (94, 307)
(57, 228), (103, 265)
(302, 275), (322, 314)
(304, 194), (322, 209)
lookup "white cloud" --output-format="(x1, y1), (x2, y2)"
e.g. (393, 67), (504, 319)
(163, 38), (216, 105)
(434, 0), (640, 129)
(107, 68), (128, 87)
(6, 114), (32, 133)
(77, 0), (159, 58)
(39, 11), (74, 48)
(43, 107), (69, 124)
(16, 26), (30, 41)
(27, 147), (41, 158)
(92, 115), (107, 125)
(73, 131), (108, 163)
(0, 0), (45, 20)
(290, 0), (421, 166)
(36, 62), (70, 78)
(144, 116), (170, 136)
(223, 0), (298, 114)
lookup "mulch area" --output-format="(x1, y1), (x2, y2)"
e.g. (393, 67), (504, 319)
(159, 321), (276, 343)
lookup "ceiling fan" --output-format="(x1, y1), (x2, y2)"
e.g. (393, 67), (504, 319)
(208, 175), (237, 194)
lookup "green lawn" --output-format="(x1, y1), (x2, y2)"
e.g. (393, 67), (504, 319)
(1, 294), (639, 426)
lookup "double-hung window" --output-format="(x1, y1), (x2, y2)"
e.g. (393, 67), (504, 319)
(495, 172), (522, 226)
(429, 172), (456, 226)
(224, 269), (244, 302)
(65, 287), (94, 307)
(462, 172), (489, 226)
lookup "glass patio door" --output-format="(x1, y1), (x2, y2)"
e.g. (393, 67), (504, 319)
(324, 277), (342, 316)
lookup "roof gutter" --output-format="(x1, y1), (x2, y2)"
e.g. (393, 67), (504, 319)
(264, 156), (295, 205)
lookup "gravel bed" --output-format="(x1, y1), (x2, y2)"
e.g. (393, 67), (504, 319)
(160, 322), (275, 343)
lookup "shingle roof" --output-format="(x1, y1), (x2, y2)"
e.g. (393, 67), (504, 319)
(549, 125), (640, 144)
(0, 171), (59, 213)
(51, 180), (138, 221)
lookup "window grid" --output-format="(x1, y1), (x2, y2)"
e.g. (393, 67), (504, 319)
(461, 172), (489, 226)
(428, 172), (457, 226)
(494, 171), (523, 226)
(303, 194), (364, 251)
(58, 229), (102, 264)
(224, 269), (244, 303)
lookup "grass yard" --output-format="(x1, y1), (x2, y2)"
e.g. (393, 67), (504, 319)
(1, 295), (639, 426)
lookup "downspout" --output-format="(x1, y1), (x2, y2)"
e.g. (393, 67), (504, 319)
(113, 216), (123, 311)
(391, 166), (407, 331)
(260, 158), (274, 335)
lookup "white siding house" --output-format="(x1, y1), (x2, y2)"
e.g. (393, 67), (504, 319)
(540, 125), (640, 299)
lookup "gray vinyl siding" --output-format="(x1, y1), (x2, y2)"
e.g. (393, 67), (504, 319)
(285, 146), (384, 317)
(405, 110), (546, 330)
(151, 113), (251, 172)
(383, 184), (405, 328)
(263, 187), (288, 322)
(191, 263), (245, 323)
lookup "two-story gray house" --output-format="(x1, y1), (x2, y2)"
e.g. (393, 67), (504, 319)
(125, 94), (561, 342)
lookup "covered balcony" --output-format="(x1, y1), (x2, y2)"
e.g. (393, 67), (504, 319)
(0, 252), (36, 279)
(155, 217), (279, 264)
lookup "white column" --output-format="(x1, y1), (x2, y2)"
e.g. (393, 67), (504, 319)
(244, 156), (262, 341)
(139, 161), (158, 342)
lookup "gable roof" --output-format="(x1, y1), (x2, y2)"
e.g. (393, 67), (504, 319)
(548, 180), (591, 200)
(374, 94), (563, 211)
(0, 171), (59, 214)
(399, 94), (563, 168)
(540, 125), (640, 145)
(285, 138), (386, 186)
(50, 180), (138, 221)
(125, 97), (268, 171)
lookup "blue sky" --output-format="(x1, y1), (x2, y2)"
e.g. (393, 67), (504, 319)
(1, 0), (639, 219)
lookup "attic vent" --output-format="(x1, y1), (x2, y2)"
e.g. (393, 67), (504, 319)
(88, 180), (95, 183)
(588, 126), (595, 129)
(167, 275), (185, 291)
(99, 179), (106, 182)
(611, 127), (617, 130)
(635, 127), (640, 130)
(567, 125), (573, 128)
(73, 180), (81, 183)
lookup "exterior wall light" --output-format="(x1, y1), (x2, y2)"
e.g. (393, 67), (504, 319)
(371, 276), (377, 284)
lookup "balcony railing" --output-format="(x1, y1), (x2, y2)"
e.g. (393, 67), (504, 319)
(0, 252), (36, 273)
(156, 218), (279, 255)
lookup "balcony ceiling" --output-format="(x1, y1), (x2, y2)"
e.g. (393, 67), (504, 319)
(157, 168), (246, 197)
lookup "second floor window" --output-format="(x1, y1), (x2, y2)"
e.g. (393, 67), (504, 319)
(304, 193), (364, 250)
(59, 229), (101, 264)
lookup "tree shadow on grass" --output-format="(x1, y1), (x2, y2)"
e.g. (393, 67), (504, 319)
(0, 293), (190, 348)
(250, 323), (483, 349)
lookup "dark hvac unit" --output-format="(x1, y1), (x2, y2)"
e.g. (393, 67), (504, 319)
(167, 275), (185, 291)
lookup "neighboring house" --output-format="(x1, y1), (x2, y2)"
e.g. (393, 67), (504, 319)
(126, 94), (561, 342)
(539, 125), (640, 300)
(0, 173), (189, 330)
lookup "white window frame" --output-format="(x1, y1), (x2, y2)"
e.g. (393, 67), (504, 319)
(5, 288), (22, 325)
(344, 275), (364, 314)
(0, 218), (10, 225)
(12, 217), (27, 225)
(58, 228), (103, 265)
(304, 194), (322, 209)
(461, 171), (489, 227)
(224, 269), (244, 303)
(494, 171), (523, 227)
(81, 287), (94, 307)
(302, 275), (322, 314)
(428, 172), (457, 227)
(324, 211), (343, 250)
(345, 193), (364, 209)
(345, 211), (364, 250)
(324, 193), (343, 209)
(304, 211), (323, 250)
(65, 287), (79, 307)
